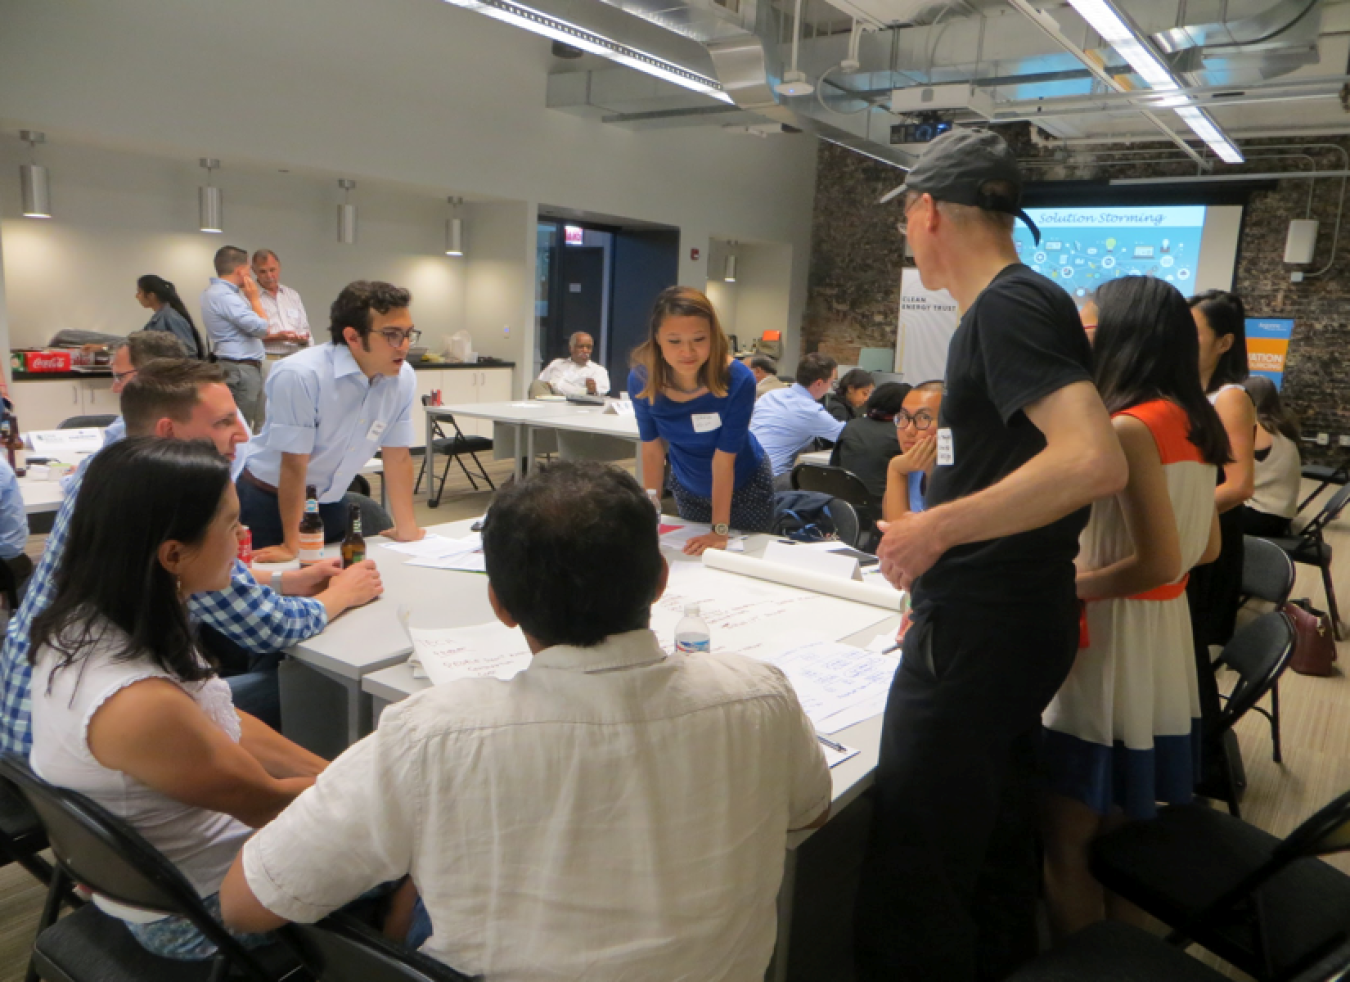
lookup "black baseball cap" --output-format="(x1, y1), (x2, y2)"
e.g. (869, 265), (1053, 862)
(880, 128), (1041, 245)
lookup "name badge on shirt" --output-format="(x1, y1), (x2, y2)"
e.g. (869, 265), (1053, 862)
(691, 413), (722, 434)
(366, 420), (388, 443)
(937, 427), (954, 466)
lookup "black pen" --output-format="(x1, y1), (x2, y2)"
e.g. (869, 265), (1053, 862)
(817, 733), (847, 753)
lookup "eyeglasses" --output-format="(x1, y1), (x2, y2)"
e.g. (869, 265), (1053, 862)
(112, 369), (137, 384)
(376, 328), (421, 347)
(895, 410), (934, 431)
(895, 195), (921, 236)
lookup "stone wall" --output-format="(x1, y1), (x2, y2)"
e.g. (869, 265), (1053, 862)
(802, 129), (1350, 463)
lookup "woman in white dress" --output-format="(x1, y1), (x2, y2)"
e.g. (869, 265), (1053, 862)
(1042, 276), (1228, 939)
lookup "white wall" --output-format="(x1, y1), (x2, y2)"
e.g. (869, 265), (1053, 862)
(0, 0), (818, 368)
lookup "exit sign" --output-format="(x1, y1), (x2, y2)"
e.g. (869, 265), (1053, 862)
(564, 225), (584, 246)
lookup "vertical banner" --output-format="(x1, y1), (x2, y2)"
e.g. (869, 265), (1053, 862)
(896, 268), (959, 383)
(1245, 318), (1295, 389)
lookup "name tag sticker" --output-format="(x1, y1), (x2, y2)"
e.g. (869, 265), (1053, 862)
(691, 413), (722, 434)
(366, 420), (388, 443)
(937, 428), (954, 466)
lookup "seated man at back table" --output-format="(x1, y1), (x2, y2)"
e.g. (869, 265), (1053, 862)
(221, 459), (831, 980)
(0, 359), (382, 751)
(883, 380), (944, 519)
(742, 354), (787, 399)
(536, 331), (609, 396)
(749, 351), (845, 490)
(241, 280), (425, 561)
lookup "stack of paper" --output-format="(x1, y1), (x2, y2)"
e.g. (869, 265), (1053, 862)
(408, 622), (532, 685)
(385, 533), (485, 572)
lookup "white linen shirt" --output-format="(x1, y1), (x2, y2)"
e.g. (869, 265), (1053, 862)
(240, 343), (415, 503)
(538, 357), (611, 397)
(258, 284), (313, 357)
(242, 628), (831, 981)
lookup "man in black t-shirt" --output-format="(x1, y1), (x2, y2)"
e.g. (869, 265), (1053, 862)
(854, 130), (1127, 982)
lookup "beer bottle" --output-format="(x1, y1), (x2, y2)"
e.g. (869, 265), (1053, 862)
(341, 503), (366, 568)
(298, 484), (325, 566)
(3, 410), (25, 477)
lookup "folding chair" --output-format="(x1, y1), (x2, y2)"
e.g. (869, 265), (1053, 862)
(1235, 536), (1298, 762)
(285, 911), (478, 981)
(790, 463), (881, 551)
(1264, 482), (1350, 640)
(56, 415), (118, 430)
(417, 397), (495, 508)
(1297, 448), (1350, 515)
(0, 754), (296, 982)
(1091, 785), (1350, 981)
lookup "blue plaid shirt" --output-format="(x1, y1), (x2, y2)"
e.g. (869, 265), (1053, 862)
(0, 459), (327, 755)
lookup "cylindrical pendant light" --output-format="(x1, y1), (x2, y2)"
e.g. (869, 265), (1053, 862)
(19, 131), (51, 219)
(337, 179), (357, 245)
(445, 196), (464, 256)
(723, 248), (738, 283)
(198, 158), (222, 233)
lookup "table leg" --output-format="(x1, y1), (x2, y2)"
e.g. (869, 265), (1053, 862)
(514, 423), (524, 482)
(424, 410), (438, 508)
(632, 438), (643, 484)
(526, 424), (536, 476)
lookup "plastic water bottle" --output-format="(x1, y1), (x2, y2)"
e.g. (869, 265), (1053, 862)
(646, 488), (662, 521)
(674, 603), (711, 654)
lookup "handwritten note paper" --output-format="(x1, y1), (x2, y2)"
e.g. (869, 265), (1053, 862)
(763, 641), (899, 731)
(408, 622), (532, 685)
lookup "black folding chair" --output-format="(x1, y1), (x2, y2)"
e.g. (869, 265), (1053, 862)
(1234, 536), (1299, 762)
(1091, 785), (1350, 982)
(417, 397), (494, 508)
(790, 463), (880, 550)
(56, 415), (118, 430)
(1263, 482), (1350, 640)
(1198, 611), (1296, 817)
(1298, 449), (1350, 515)
(284, 912), (478, 981)
(0, 753), (296, 982)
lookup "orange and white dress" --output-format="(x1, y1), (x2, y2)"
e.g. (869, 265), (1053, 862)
(1042, 399), (1216, 819)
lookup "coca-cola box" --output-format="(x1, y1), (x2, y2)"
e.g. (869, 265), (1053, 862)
(11, 350), (74, 373)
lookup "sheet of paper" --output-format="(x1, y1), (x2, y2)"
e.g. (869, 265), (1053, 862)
(388, 533), (485, 571)
(383, 534), (461, 557)
(762, 641), (899, 730)
(866, 633), (901, 654)
(649, 564), (890, 664)
(658, 524), (746, 553)
(815, 692), (890, 735)
(28, 428), (104, 462)
(408, 622), (532, 686)
(763, 540), (860, 581)
(820, 740), (861, 769)
(406, 551), (486, 573)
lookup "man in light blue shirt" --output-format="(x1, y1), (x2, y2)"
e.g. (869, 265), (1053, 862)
(0, 458), (30, 595)
(749, 352), (845, 489)
(201, 244), (270, 429)
(242, 280), (426, 561)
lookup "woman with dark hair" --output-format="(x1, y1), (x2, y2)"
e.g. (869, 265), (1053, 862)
(136, 274), (207, 359)
(829, 381), (911, 498)
(27, 437), (327, 960)
(630, 287), (773, 553)
(1240, 375), (1303, 537)
(1041, 276), (1227, 939)
(822, 369), (875, 423)
(1187, 289), (1256, 651)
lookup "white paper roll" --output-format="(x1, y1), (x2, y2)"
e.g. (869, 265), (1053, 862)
(703, 549), (906, 611)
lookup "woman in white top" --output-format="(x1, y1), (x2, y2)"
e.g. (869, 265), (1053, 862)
(28, 437), (328, 960)
(1241, 375), (1303, 538)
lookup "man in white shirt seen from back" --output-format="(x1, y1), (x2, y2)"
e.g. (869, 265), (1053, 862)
(537, 331), (610, 396)
(221, 459), (831, 980)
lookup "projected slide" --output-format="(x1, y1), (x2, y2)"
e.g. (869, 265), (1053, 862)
(1012, 205), (1208, 300)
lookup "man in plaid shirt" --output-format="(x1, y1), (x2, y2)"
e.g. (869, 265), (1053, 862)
(0, 360), (382, 755)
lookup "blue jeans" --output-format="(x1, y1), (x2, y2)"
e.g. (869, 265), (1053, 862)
(407, 898), (433, 951)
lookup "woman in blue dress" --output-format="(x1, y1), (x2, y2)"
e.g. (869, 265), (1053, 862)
(630, 287), (774, 555)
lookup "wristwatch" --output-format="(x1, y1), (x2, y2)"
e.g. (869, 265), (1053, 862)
(271, 570), (285, 594)
(713, 523), (730, 537)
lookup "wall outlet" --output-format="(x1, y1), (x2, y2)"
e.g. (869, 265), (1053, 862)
(1339, 435), (1350, 448)
(1317, 432), (1330, 445)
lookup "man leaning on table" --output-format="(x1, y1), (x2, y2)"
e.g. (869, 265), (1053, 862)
(242, 280), (425, 561)
(201, 245), (271, 429)
(221, 460), (831, 980)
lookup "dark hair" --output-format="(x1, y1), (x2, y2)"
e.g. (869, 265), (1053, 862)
(795, 352), (838, 388)
(749, 354), (778, 375)
(1189, 290), (1249, 391)
(837, 369), (875, 397)
(122, 329), (186, 368)
(30, 438), (233, 684)
(864, 381), (912, 421)
(1242, 375), (1301, 443)
(483, 460), (664, 647)
(632, 287), (732, 401)
(213, 246), (249, 277)
(136, 275), (206, 359)
(121, 359), (227, 437)
(328, 280), (413, 346)
(1094, 277), (1231, 467)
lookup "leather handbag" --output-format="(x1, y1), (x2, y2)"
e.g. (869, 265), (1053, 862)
(1285, 599), (1339, 677)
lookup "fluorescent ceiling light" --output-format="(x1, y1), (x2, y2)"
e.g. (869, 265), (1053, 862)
(443, 0), (731, 102)
(1064, 0), (1243, 163)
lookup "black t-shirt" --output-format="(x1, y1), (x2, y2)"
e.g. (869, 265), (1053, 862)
(914, 264), (1093, 608)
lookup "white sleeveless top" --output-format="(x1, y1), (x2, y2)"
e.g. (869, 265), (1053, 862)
(1251, 429), (1302, 519)
(28, 618), (253, 908)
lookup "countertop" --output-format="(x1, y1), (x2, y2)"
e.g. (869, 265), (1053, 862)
(12, 359), (515, 381)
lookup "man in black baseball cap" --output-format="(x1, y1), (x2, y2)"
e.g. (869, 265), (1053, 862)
(855, 127), (1128, 982)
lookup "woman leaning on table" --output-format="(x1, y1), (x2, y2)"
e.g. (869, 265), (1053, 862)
(629, 286), (775, 555)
